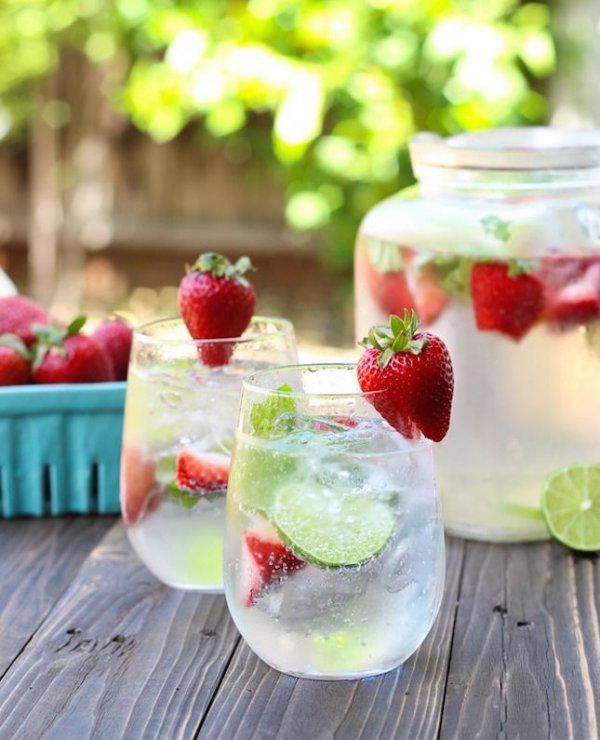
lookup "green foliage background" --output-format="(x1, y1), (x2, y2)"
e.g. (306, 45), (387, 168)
(0, 0), (555, 267)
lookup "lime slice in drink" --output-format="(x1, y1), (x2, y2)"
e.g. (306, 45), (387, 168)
(229, 443), (295, 517)
(272, 484), (394, 568)
(541, 465), (600, 552)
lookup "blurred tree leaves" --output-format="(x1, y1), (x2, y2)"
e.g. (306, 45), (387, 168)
(0, 0), (555, 266)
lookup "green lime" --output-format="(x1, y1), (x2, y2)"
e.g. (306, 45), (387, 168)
(229, 442), (296, 517)
(312, 630), (374, 672)
(541, 465), (600, 552)
(272, 484), (395, 568)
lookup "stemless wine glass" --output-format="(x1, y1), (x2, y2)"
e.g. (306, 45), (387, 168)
(120, 316), (297, 592)
(224, 364), (445, 679)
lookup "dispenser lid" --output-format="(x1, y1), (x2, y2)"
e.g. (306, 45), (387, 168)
(409, 127), (600, 170)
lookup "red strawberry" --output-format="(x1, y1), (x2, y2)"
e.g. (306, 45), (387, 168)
(32, 316), (115, 384)
(313, 416), (358, 432)
(470, 261), (544, 340)
(360, 245), (416, 317)
(120, 443), (157, 525)
(176, 450), (229, 493)
(545, 262), (600, 328)
(0, 296), (49, 346)
(92, 319), (133, 380)
(357, 311), (454, 442)
(0, 335), (31, 386)
(178, 252), (256, 367)
(403, 252), (447, 326)
(242, 524), (305, 607)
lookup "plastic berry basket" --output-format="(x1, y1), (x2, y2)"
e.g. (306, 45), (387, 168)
(0, 382), (126, 517)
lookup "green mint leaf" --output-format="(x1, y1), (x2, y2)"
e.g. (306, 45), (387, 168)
(166, 480), (225, 507)
(420, 254), (473, 299)
(166, 481), (200, 508)
(156, 455), (177, 485)
(481, 215), (512, 243)
(250, 383), (297, 437)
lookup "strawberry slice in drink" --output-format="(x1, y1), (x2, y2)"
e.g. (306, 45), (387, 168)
(176, 450), (230, 494)
(359, 244), (416, 317)
(242, 523), (305, 607)
(545, 262), (600, 328)
(403, 251), (447, 327)
(121, 444), (158, 526)
(470, 261), (544, 340)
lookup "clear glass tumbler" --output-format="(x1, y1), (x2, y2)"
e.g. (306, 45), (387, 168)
(120, 316), (297, 592)
(224, 364), (445, 679)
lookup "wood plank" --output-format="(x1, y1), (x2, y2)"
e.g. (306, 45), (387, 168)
(0, 517), (113, 677)
(198, 537), (465, 740)
(440, 542), (600, 739)
(0, 522), (240, 739)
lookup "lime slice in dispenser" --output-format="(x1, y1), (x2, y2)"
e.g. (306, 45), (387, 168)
(272, 484), (395, 568)
(541, 465), (600, 552)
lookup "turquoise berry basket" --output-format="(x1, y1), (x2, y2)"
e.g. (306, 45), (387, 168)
(0, 382), (126, 517)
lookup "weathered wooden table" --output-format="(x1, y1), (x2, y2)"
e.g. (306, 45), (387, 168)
(0, 517), (598, 739)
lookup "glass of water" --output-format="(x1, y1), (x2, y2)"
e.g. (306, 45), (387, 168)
(224, 363), (445, 679)
(120, 316), (297, 592)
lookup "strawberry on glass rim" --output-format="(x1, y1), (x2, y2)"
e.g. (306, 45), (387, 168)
(357, 310), (454, 442)
(178, 252), (256, 367)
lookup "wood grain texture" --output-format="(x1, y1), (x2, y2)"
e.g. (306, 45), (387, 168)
(0, 517), (113, 677)
(439, 542), (600, 740)
(198, 537), (465, 740)
(0, 522), (240, 740)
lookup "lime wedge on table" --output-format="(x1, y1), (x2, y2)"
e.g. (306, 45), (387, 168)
(541, 465), (600, 552)
(273, 484), (394, 568)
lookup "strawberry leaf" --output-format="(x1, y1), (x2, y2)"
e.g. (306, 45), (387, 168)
(378, 347), (395, 369)
(0, 333), (30, 360)
(390, 314), (403, 335)
(191, 252), (254, 282)
(67, 315), (87, 335)
(507, 259), (536, 277)
(361, 310), (428, 363)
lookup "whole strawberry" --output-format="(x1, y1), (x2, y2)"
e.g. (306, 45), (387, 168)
(360, 243), (416, 317)
(0, 334), (31, 386)
(178, 252), (256, 367)
(32, 316), (115, 384)
(357, 311), (454, 442)
(92, 318), (133, 380)
(0, 295), (49, 346)
(470, 261), (543, 340)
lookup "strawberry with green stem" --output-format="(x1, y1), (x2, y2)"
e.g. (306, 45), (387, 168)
(0, 334), (31, 386)
(32, 316), (115, 384)
(360, 241), (416, 317)
(357, 311), (454, 442)
(178, 252), (256, 367)
(0, 295), (49, 346)
(470, 260), (544, 340)
(92, 318), (133, 380)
